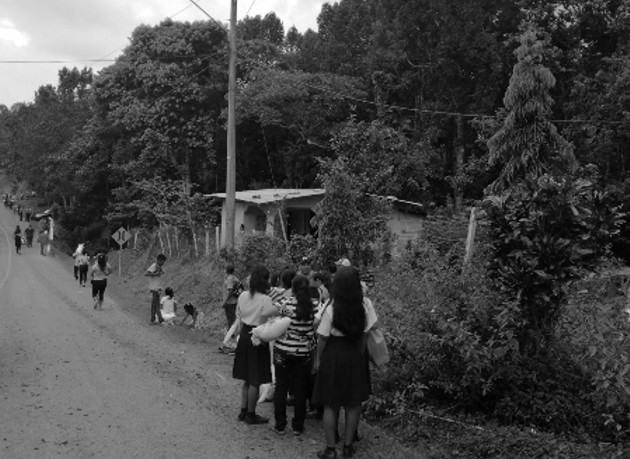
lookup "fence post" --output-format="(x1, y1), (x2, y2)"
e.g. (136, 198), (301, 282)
(463, 207), (477, 267)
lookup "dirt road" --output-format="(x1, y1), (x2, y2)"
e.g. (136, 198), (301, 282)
(0, 207), (423, 459)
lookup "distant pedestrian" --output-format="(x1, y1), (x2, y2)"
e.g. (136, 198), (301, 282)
(14, 225), (22, 254)
(24, 224), (35, 248)
(145, 253), (167, 324)
(223, 263), (241, 330)
(37, 230), (48, 256)
(232, 264), (279, 425)
(72, 244), (84, 281)
(77, 251), (90, 287)
(90, 253), (113, 309)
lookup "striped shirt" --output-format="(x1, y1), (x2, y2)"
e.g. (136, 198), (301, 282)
(274, 296), (317, 357)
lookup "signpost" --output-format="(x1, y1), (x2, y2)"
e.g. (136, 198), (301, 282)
(111, 226), (130, 277)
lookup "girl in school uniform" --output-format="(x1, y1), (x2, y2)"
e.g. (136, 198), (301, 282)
(312, 266), (377, 459)
(232, 264), (279, 425)
(272, 274), (318, 435)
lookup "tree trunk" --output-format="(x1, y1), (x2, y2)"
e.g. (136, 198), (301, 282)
(165, 225), (172, 257)
(157, 227), (165, 253)
(174, 227), (179, 258)
(454, 115), (465, 213)
(205, 225), (211, 257)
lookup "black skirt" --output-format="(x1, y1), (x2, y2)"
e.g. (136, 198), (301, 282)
(312, 336), (371, 408)
(232, 324), (272, 386)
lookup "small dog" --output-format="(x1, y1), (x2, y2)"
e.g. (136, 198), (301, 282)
(180, 302), (198, 328)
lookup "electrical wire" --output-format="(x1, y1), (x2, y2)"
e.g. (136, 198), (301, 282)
(187, 0), (228, 32)
(245, 0), (257, 17)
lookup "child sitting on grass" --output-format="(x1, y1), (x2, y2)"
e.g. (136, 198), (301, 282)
(160, 287), (178, 325)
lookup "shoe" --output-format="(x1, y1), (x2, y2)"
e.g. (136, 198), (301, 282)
(317, 447), (337, 459)
(219, 344), (236, 355)
(245, 413), (269, 425)
(342, 444), (355, 458)
(237, 410), (247, 422)
(292, 428), (303, 436)
(274, 425), (286, 435)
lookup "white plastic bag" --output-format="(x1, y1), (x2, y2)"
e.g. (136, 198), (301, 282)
(251, 316), (291, 345)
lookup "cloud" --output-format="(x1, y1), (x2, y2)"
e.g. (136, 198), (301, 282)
(0, 19), (29, 47)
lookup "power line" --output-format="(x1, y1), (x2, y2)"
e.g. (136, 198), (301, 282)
(245, 0), (257, 17)
(187, 0), (228, 32)
(0, 60), (116, 64)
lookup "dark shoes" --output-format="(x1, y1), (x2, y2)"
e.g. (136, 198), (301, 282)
(342, 444), (355, 458)
(245, 413), (269, 425)
(317, 447), (337, 459)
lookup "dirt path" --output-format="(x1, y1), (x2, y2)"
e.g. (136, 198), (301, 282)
(0, 206), (424, 459)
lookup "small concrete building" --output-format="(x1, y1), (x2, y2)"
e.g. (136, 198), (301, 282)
(209, 188), (325, 247)
(209, 188), (426, 253)
(383, 197), (426, 254)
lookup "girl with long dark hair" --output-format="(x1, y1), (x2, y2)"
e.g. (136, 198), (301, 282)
(90, 253), (112, 310)
(313, 266), (376, 459)
(272, 274), (318, 435)
(232, 264), (279, 425)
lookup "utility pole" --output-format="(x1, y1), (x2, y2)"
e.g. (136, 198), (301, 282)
(225, 0), (237, 248)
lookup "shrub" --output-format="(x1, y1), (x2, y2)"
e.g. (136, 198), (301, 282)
(238, 232), (290, 274)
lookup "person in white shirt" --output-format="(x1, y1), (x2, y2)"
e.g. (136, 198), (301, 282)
(90, 253), (113, 310)
(77, 251), (90, 287)
(312, 266), (377, 459)
(160, 287), (178, 324)
(232, 264), (280, 425)
(145, 254), (167, 324)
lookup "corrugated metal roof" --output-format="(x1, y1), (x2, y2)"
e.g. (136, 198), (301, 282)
(207, 188), (325, 205)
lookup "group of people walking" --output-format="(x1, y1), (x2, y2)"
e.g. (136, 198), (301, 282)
(3, 193), (34, 222)
(72, 243), (113, 309)
(227, 259), (378, 459)
(13, 224), (48, 255)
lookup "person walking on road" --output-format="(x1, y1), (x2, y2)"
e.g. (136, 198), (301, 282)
(77, 251), (90, 287)
(90, 253), (112, 309)
(37, 230), (48, 256)
(24, 224), (35, 248)
(14, 225), (22, 254)
(145, 254), (167, 324)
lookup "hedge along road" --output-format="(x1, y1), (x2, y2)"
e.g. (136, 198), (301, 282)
(0, 205), (425, 459)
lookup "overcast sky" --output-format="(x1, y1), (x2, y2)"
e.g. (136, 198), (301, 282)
(0, 0), (329, 108)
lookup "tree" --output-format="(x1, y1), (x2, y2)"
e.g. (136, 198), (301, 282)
(235, 68), (366, 188)
(93, 19), (228, 192)
(330, 118), (429, 200)
(488, 28), (576, 192)
(316, 157), (391, 265)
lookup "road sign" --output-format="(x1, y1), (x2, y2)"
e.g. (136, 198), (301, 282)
(111, 226), (130, 247)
